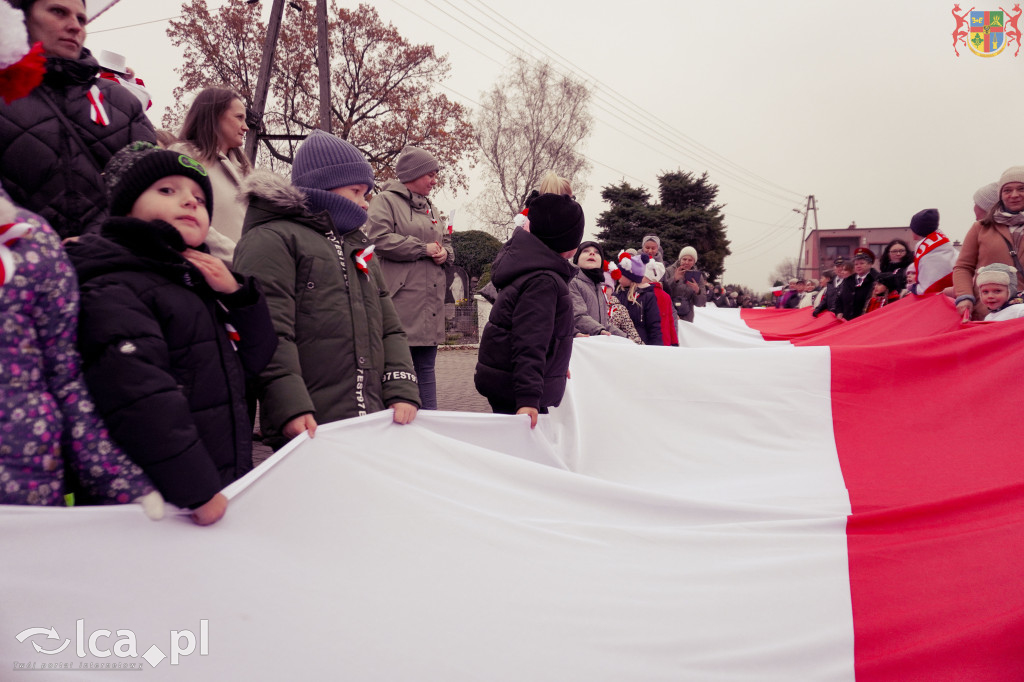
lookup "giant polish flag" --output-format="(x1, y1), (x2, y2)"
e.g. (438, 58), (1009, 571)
(2, 302), (1023, 680)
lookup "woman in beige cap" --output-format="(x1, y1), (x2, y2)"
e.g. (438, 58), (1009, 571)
(366, 146), (453, 409)
(664, 246), (707, 322)
(953, 166), (1024, 321)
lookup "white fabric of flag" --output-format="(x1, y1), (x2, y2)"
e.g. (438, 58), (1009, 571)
(1, 336), (857, 681)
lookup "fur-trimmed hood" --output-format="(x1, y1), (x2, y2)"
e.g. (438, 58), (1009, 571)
(240, 170), (325, 238)
(239, 170), (308, 213)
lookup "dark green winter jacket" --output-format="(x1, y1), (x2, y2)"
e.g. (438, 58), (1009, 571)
(233, 171), (420, 448)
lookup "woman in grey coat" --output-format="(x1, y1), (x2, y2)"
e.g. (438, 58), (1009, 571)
(366, 146), (452, 410)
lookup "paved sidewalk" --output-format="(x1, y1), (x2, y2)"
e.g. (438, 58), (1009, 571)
(436, 347), (490, 413)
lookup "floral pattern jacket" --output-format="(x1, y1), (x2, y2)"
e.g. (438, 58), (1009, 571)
(0, 190), (154, 506)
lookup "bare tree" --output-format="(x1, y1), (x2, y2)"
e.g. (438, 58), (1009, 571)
(165, 1), (475, 190)
(768, 257), (799, 286)
(473, 58), (593, 239)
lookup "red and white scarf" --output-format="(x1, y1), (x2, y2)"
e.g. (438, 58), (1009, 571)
(0, 221), (33, 285)
(86, 84), (110, 126)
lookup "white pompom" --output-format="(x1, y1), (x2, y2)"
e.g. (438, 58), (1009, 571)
(0, 3), (30, 71)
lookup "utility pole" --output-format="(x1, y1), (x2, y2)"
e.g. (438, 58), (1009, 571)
(795, 195), (819, 278)
(316, 0), (330, 133)
(246, 0), (286, 163)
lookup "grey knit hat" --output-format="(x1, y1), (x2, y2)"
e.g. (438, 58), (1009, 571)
(291, 130), (375, 191)
(395, 145), (439, 183)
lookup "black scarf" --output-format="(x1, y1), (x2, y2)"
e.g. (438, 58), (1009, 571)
(581, 266), (604, 285)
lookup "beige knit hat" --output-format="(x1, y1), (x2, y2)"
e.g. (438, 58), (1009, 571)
(976, 263), (1017, 295)
(998, 166), (1024, 194)
(973, 181), (1000, 213)
(678, 246), (698, 262)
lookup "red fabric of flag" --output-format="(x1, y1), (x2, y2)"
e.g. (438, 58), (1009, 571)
(831, 316), (1024, 680)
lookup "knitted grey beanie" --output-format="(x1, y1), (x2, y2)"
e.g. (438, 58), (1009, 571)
(395, 145), (439, 183)
(291, 130), (375, 192)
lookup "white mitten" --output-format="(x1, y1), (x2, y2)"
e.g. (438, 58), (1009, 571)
(135, 490), (165, 521)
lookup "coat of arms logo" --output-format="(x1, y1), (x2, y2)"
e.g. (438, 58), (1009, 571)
(953, 5), (1022, 56)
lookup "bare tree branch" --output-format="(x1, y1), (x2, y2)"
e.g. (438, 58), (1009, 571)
(472, 58), (593, 240)
(164, 0), (475, 191)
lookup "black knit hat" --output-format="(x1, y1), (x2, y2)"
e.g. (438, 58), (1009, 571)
(105, 142), (214, 218)
(909, 208), (939, 238)
(573, 240), (604, 265)
(876, 272), (899, 292)
(528, 193), (585, 254)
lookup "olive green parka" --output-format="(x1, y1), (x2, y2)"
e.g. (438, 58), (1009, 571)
(233, 171), (420, 448)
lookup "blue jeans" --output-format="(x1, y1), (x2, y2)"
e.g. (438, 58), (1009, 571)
(410, 346), (437, 410)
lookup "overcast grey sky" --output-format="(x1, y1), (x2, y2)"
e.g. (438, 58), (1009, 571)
(85, 0), (1024, 290)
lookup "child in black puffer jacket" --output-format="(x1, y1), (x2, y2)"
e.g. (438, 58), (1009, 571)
(66, 143), (276, 525)
(474, 194), (584, 428)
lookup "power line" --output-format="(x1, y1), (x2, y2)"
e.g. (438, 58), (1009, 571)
(400, 0), (803, 210)
(467, 0), (806, 202)
(726, 215), (804, 264)
(432, 81), (650, 187)
(89, 15), (180, 33)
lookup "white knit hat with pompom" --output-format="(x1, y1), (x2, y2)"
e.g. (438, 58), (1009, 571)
(0, 3), (31, 70)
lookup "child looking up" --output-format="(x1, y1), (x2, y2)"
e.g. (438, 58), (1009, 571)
(475, 193), (585, 428)
(232, 131), (421, 449)
(66, 142), (277, 525)
(569, 241), (626, 338)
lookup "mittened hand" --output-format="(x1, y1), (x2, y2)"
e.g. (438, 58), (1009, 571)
(135, 490), (165, 521)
